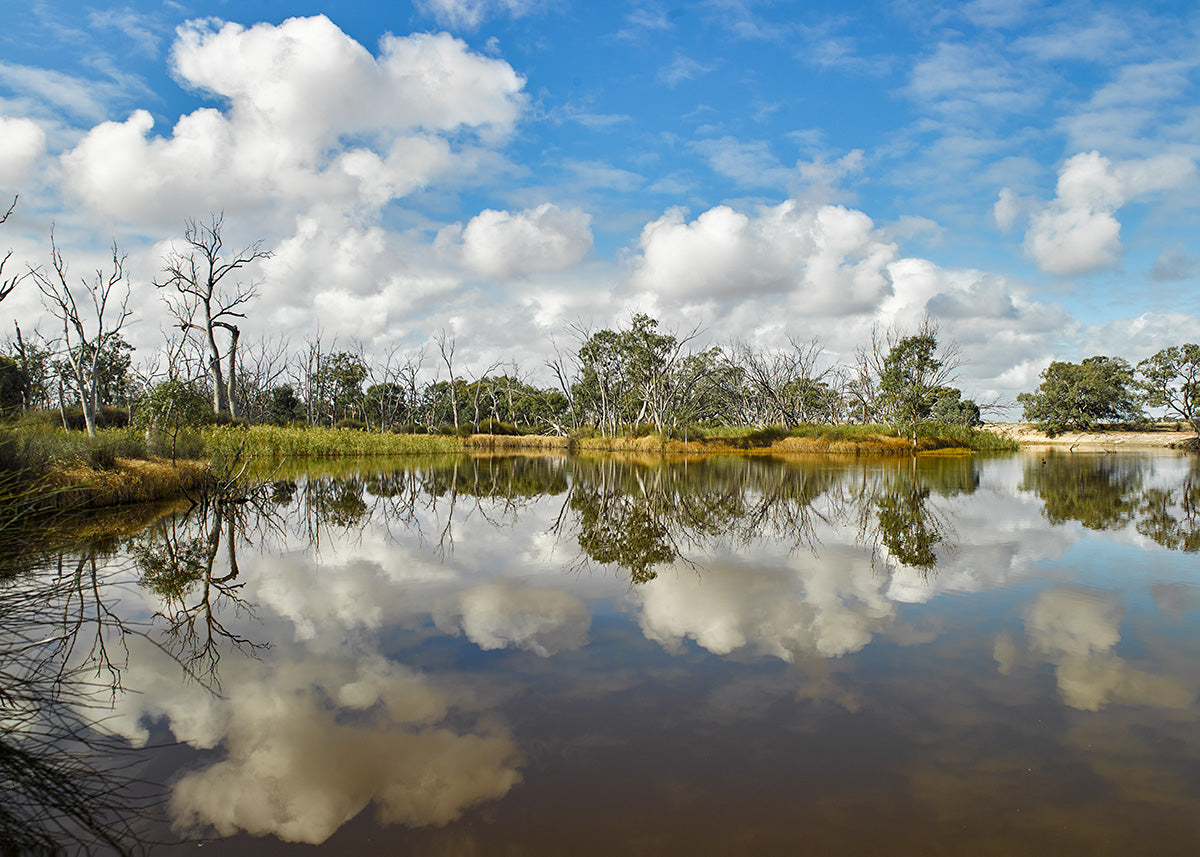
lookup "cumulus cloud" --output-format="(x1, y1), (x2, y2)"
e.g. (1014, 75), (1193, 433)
(1023, 151), (1196, 276)
(61, 16), (526, 223)
(434, 582), (591, 656)
(0, 115), (46, 188)
(437, 203), (593, 279)
(629, 200), (895, 309)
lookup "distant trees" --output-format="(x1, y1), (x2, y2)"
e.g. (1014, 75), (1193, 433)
(1018, 356), (1142, 434)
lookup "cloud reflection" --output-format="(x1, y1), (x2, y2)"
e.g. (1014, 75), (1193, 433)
(1025, 588), (1194, 711)
(105, 643), (521, 844)
(434, 582), (591, 656)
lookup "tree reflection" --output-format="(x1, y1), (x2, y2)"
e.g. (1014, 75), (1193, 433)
(131, 492), (276, 688)
(1019, 452), (1200, 550)
(1, 546), (163, 855)
(1021, 453), (1143, 530)
(847, 458), (968, 573)
(1135, 458), (1200, 552)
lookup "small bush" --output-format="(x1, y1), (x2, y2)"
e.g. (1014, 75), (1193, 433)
(59, 405), (130, 432)
(88, 431), (148, 469)
(477, 419), (519, 436)
(746, 425), (790, 446)
(335, 418), (368, 431)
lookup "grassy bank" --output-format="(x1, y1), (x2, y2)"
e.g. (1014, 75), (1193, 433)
(203, 424), (466, 459)
(0, 420), (1015, 517)
(466, 422), (1017, 455)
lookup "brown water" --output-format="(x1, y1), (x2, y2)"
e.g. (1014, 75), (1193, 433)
(4, 450), (1200, 855)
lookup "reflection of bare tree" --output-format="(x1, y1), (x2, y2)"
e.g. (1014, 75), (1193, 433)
(132, 494), (276, 688)
(1, 549), (162, 855)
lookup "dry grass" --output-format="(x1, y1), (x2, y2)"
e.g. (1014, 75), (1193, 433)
(466, 434), (571, 450)
(44, 457), (210, 511)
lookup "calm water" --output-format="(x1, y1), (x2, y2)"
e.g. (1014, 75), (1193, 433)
(4, 450), (1200, 855)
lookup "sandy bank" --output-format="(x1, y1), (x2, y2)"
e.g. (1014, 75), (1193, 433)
(982, 422), (1198, 450)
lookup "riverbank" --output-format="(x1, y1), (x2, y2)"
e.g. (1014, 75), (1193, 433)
(465, 431), (991, 456)
(981, 422), (1199, 450)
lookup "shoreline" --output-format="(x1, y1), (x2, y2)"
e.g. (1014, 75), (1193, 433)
(980, 422), (1199, 450)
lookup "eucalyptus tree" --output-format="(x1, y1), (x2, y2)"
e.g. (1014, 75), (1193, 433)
(155, 214), (271, 418)
(728, 336), (834, 427)
(1136, 344), (1200, 433)
(31, 233), (132, 436)
(1018, 356), (1142, 435)
(8, 322), (54, 411)
(864, 319), (962, 440)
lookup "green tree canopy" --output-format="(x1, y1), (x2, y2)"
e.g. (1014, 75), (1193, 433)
(1136, 344), (1200, 433)
(1018, 356), (1142, 435)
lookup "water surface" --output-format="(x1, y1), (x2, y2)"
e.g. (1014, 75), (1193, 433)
(5, 450), (1200, 855)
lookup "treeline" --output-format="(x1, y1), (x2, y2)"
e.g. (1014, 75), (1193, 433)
(0, 201), (997, 440)
(1018, 348), (1200, 435)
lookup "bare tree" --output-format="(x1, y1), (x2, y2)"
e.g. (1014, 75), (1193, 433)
(155, 213), (271, 418)
(30, 231), (132, 436)
(0, 196), (29, 303)
(435, 328), (460, 430)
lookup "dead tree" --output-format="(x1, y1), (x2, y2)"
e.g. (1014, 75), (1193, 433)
(0, 196), (28, 303)
(155, 214), (271, 419)
(30, 232), (132, 437)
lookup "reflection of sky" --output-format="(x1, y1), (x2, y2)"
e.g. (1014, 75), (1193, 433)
(85, 454), (1200, 851)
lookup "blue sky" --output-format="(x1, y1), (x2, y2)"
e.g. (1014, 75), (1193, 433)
(2, 0), (1199, 407)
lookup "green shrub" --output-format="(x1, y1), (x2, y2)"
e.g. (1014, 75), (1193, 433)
(746, 425), (790, 445)
(87, 430), (148, 469)
(335, 418), (368, 431)
(477, 419), (519, 436)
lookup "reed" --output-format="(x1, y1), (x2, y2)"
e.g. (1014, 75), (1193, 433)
(204, 425), (466, 459)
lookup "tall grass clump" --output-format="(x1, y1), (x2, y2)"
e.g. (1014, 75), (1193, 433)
(915, 421), (1019, 452)
(205, 424), (466, 459)
(0, 425), (152, 478)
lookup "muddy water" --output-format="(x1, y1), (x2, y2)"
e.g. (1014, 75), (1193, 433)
(6, 450), (1200, 855)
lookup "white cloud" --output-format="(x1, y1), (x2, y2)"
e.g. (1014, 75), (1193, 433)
(993, 187), (1021, 232)
(437, 203), (593, 279)
(629, 200), (895, 309)
(1023, 151), (1196, 276)
(659, 54), (714, 87)
(692, 136), (864, 198)
(635, 551), (896, 660)
(0, 115), (46, 188)
(0, 61), (120, 123)
(60, 16), (526, 224)
(416, 0), (540, 30)
(158, 653), (521, 843)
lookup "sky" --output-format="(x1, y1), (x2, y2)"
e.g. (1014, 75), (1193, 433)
(2, 0), (1199, 410)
